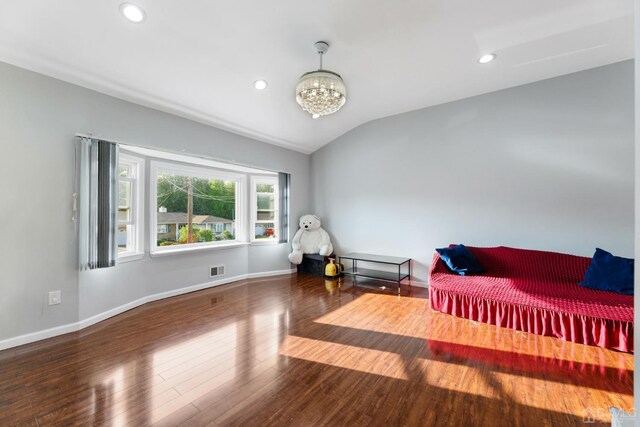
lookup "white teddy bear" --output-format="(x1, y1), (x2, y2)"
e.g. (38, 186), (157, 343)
(288, 214), (334, 265)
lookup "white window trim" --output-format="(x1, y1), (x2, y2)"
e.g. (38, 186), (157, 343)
(250, 175), (279, 244)
(150, 160), (246, 255)
(118, 152), (145, 261)
(118, 253), (146, 263)
(149, 241), (250, 257)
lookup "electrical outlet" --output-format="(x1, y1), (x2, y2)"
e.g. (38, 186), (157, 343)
(48, 290), (61, 306)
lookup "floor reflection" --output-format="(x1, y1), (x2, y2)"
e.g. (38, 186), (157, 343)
(0, 274), (632, 426)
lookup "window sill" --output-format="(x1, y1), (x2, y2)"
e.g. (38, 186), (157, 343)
(150, 242), (250, 257)
(117, 253), (146, 263)
(250, 240), (281, 246)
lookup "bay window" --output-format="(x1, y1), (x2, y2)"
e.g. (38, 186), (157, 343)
(112, 143), (288, 257)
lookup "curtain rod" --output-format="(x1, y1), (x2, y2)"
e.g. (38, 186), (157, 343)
(74, 132), (290, 175)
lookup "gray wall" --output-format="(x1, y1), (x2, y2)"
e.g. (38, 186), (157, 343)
(1, 58), (634, 344)
(0, 61), (309, 342)
(311, 61), (634, 282)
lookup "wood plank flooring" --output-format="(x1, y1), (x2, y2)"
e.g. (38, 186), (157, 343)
(0, 274), (633, 426)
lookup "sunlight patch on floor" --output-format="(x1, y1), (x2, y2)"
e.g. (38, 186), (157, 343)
(312, 292), (430, 339)
(413, 357), (632, 423)
(280, 335), (409, 380)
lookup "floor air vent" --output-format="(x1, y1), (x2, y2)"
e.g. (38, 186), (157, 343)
(210, 265), (225, 278)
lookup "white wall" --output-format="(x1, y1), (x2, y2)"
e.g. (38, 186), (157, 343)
(311, 61), (634, 282)
(0, 61), (309, 345)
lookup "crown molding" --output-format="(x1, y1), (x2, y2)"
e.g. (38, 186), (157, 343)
(0, 45), (315, 155)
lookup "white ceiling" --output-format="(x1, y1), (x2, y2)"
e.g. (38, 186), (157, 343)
(0, 1), (634, 154)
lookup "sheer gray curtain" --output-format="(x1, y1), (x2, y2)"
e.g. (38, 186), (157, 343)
(78, 137), (119, 270)
(278, 172), (290, 243)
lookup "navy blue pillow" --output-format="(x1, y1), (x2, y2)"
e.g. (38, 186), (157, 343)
(579, 248), (634, 295)
(436, 244), (485, 276)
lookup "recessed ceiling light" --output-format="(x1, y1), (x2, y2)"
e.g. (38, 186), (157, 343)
(253, 80), (268, 90)
(478, 53), (496, 64)
(312, 114), (320, 119)
(120, 3), (146, 23)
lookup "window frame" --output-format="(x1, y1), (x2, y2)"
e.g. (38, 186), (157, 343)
(117, 152), (145, 261)
(250, 175), (279, 244)
(150, 160), (246, 255)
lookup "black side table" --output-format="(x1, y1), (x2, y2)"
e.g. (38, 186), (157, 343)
(338, 252), (411, 294)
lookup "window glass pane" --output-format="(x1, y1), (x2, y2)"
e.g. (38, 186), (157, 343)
(118, 225), (127, 252)
(256, 183), (274, 193)
(119, 181), (131, 208)
(257, 194), (274, 210)
(253, 179), (277, 241)
(118, 208), (131, 222)
(257, 211), (275, 221)
(156, 173), (236, 246)
(255, 222), (276, 239)
(119, 180), (132, 222)
(119, 164), (132, 178)
(118, 155), (143, 257)
(118, 224), (134, 252)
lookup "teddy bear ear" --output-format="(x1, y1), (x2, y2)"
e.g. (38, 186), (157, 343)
(312, 215), (320, 221)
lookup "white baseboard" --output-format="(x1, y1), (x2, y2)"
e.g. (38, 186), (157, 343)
(77, 295), (149, 330)
(0, 268), (296, 351)
(144, 273), (249, 304)
(0, 322), (80, 351)
(247, 268), (297, 279)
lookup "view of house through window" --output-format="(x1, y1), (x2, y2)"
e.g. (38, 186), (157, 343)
(155, 173), (237, 247)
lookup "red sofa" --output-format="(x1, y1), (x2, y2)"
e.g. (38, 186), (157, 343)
(429, 246), (633, 353)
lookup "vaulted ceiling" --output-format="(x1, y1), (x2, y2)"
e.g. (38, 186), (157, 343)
(0, 1), (633, 153)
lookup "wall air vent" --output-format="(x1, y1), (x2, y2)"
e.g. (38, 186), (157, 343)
(210, 265), (225, 278)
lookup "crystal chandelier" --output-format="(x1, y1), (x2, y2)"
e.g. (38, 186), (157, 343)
(296, 41), (347, 119)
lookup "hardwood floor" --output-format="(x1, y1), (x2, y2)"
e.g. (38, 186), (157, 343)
(0, 274), (633, 426)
